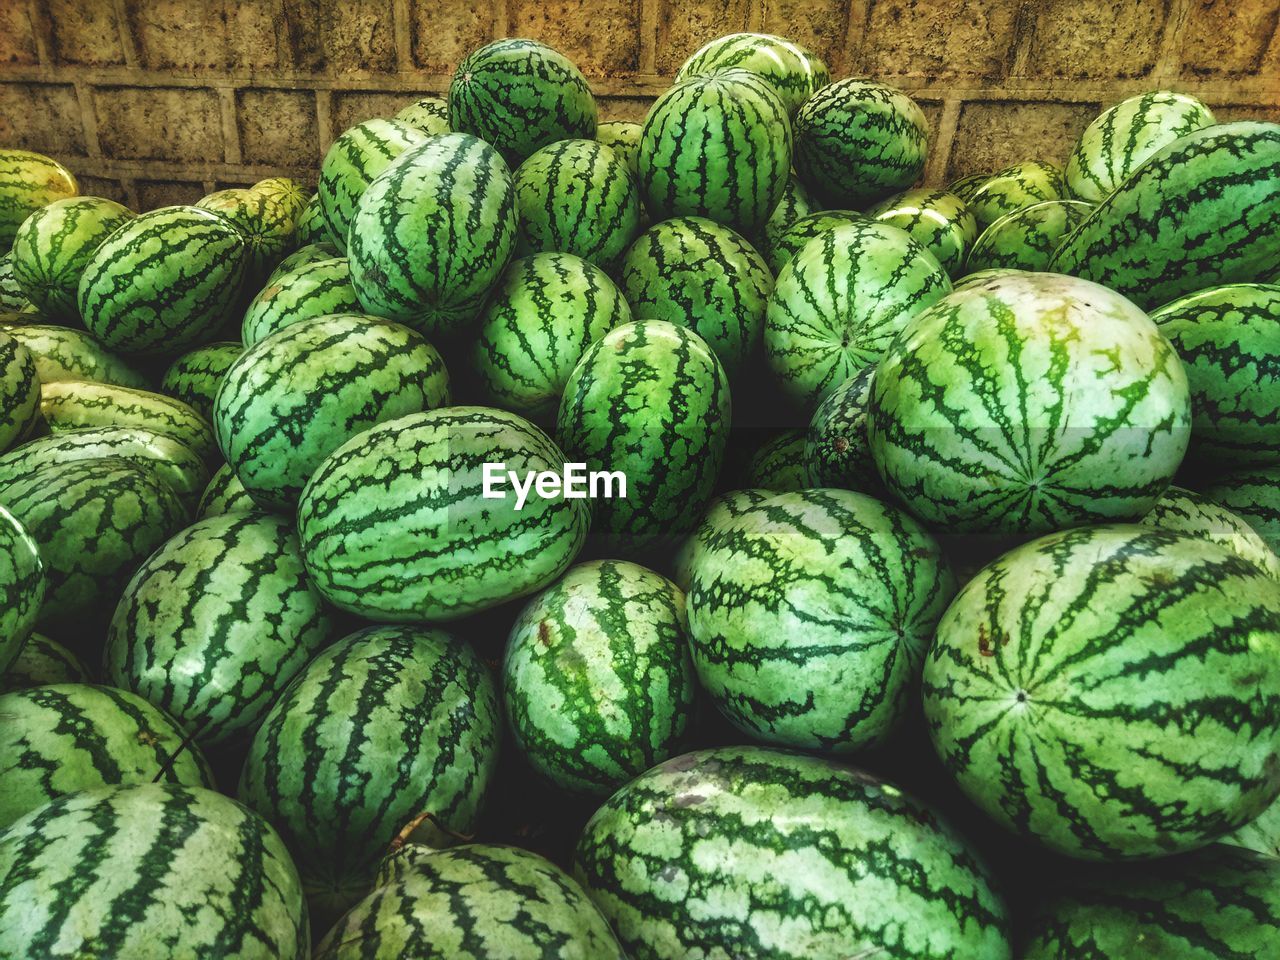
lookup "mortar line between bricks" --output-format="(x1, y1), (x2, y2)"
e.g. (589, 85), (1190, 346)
(927, 97), (964, 186)
(218, 86), (241, 165)
(841, 0), (869, 76)
(1152, 0), (1194, 81)
(24, 0), (51, 66)
(315, 88), (334, 156)
(111, 0), (140, 69)
(73, 82), (102, 160)
(638, 0), (658, 75)
(391, 0), (413, 72)
(746, 0), (765, 34)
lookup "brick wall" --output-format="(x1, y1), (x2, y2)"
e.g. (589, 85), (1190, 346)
(1, 0), (1277, 210)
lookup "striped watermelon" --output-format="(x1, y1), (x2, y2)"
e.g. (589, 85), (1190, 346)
(745, 429), (807, 490)
(574, 746), (1013, 960)
(0, 251), (36, 313)
(0, 330), (39, 450)
(793, 79), (927, 208)
(348, 133), (517, 337)
(761, 174), (816, 256)
(0, 633), (88, 692)
(473, 252), (631, 422)
(77, 205), (248, 356)
(104, 510), (332, 745)
(1143, 485), (1280, 578)
(596, 120), (642, 175)
(160, 340), (242, 420)
(449, 39), (597, 164)
(215, 314), (450, 510)
(0, 783), (309, 958)
(503, 559), (695, 795)
(557, 320), (730, 547)
(0, 150), (77, 249)
(9, 196), (133, 320)
(196, 186), (296, 285)
(0, 321), (149, 388)
(765, 219), (950, 408)
(1151, 283), (1280, 466)
(763, 208), (865, 274)
(948, 171), (991, 204)
(394, 95), (450, 135)
(868, 272), (1191, 533)
(242, 257), (361, 346)
(239, 625), (500, 913)
(804, 363), (878, 490)
(1066, 90), (1216, 204)
(671, 487), (770, 592)
(0, 505), (44, 676)
(0, 682), (211, 829)
(620, 216), (772, 375)
(639, 69), (792, 236)
(951, 266), (1026, 291)
(967, 160), (1066, 231)
(3, 457), (187, 636)
(513, 138), (640, 270)
(866, 188), (977, 277)
(250, 176), (309, 225)
(197, 462), (255, 519)
(1203, 466), (1280, 556)
(925, 523), (1280, 859)
(964, 199), (1092, 273)
(291, 196), (330, 249)
(1227, 797), (1280, 858)
(676, 32), (830, 116)
(318, 844), (622, 960)
(298, 406), (588, 621)
(267, 240), (340, 284)
(1050, 121), (1280, 310)
(687, 488), (954, 751)
(317, 119), (427, 252)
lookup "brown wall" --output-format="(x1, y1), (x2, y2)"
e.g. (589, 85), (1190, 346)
(1, 0), (1278, 210)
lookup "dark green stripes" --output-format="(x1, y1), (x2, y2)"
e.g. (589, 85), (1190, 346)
(242, 256), (362, 346)
(317, 119), (427, 252)
(0, 149), (78, 248)
(160, 340), (242, 420)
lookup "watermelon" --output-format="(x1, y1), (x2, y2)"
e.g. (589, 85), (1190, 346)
(967, 160), (1066, 230)
(448, 39), (597, 164)
(39, 379), (218, 466)
(557, 320), (730, 547)
(763, 208), (865, 274)
(503, 559), (695, 795)
(317, 119), (427, 252)
(675, 32), (830, 117)
(160, 340), (242, 420)
(804, 363), (877, 489)
(745, 429), (807, 490)
(0, 321), (149, 388)
(620, 216), (772, 375)
(1065, 90), (1217, 203)
(291, 196), (330, 249)
(196, 187), (297, 285)
(925, 523), (1280, 860)
(639, 69), (791, 237)
(964, 199), (1092, 273)
(9, 196), (133, 320)
(513, 138), (640, 270)
(267, 240), (340, 285)
(950, 267), (1026, 291)
(0, 632), (88, 692)
(574, 746), (1013, 960)
(77, 205), (248, 357)
(239, 625), (500, 913)
(0, 783), (309, 959)
(765, 219), (950, 408)
(1150, 283), (1280, 466)
(242, 257), (362, 346)
(215, 314), (450, 510)
(0, 150), (78, 250)
(0, 330), (40, 450)
(104, 510), (332, 746)
(1049, 121), (1280, 311)
(0, 251), (35, 313)
(197, 462), (255, 519)
(948, 171), (991, 203)
(1203, 466), (1280, 556)
(250, 176), (309, 224)
(1143, 485), (1280, 578)
(596, 119), (641, 175)
(0, 505), (44, 676)
(473, 252), (631, 422)
(3, 457), (187, 636)
(865, 188), (976, 277)
(393, 95), (450, 135)
(348, 133), (517, 337)
(793, 79), (927, 208)
(868, 272), (1191, 533)
(0, 682), (212, 829)
(671, 487), (771, 593)
(1226, 797), (1280, 858)
(687, 488), (954, 751)
(298, 406), (588, 622)
(316, 844), (623, 960)
(761, 174), (816, 255)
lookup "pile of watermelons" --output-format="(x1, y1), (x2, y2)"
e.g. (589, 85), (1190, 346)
(0, 30), (1279, 959)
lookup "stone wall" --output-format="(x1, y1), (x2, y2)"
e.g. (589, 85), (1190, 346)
(1, 0), (1277, 209)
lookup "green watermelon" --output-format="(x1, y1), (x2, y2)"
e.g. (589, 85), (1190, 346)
(675, 32), (830, 116)
(1143, 484), (1280, 578)
(298, 406), (588, 621)
(765, 219), (950, 408)
(0, 783), (309, 958)
(672, 487), (772, 593)
(9, 196), (133, 320)
(925, 523), (1280, 860)
(964, 199), (1092, 273)
(196, 186), (296, 285)
(948, 171), (991, 204)
(290, 197), (330, 249)
(0, 250), (36, 313)
(967, 160), (1066, 230)
(761, 174), (816, 256)
(1226, 797), (1280, 858)
(0, 330), (40, 450)
(0, 150), (78, 250)
(0, 682), (211, 829)
(317, 844), (623, 960)
(197, 462), (255, 519)
(215, 314), (450, 510)
(503, 559), (695, 795)
(0, 505), (44, 676)
(239, 625), (500, 913)
(763, 208), (865, 274)
(513, 138), (640, 270)
(250, 176), (309, 224)
(804, 363), (877, 489)
(1066, 90), (1217, 204)
(0, 321), (148, 388)
(868, 272), (1191, 533)
(745, 429), (807, 490)
(620, 216), (772, 375)
(160, 340), (242, 420)
(0, 632), (88, 692)
(793, 79), (927, 207)
(687, 488), (954, 751)
(242, 257), (362, 346)
(950, 266), (1026, 291)
(448, 39), (596, 164)
(866, 188), (977, 277)
(266, 240), (340, 285)
(393, 95), (450, 135)
(596, 120), (642, 175)
(317, 119), (427, 252)
(574, 746), (1013, 960)
(1151, 283), (1280, 466)
(1203, 466), (1280, 556)
(77, 205), (248, 356)
(348, 133), (517, 337)
(1050, 121), (1280, 310)
(473, 252), (631, 422)
(104, 511), (332, 746)
(639, 69), (791, 237)
(557, 320), (730, 547)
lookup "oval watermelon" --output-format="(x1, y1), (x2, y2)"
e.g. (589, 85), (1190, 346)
(0, 150), (78, 249)
(317, 118), (427, 252)
(242, 257), (362, 346)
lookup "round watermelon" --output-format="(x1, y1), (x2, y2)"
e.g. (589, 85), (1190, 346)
(866, 188), (976, 277)
(317, 118), (427, 251)
(674, 32), (830, 116)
